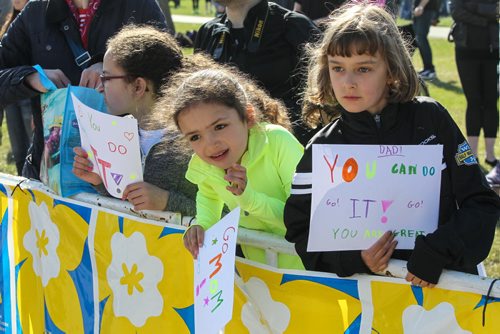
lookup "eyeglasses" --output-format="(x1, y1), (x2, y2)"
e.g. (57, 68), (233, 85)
(99, 74), (129, 86)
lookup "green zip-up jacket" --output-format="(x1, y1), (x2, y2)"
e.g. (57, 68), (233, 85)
(186, 123), (305, 269)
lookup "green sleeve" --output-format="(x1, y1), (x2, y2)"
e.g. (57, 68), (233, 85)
(193, 181), (225, 230)
(237, 130), (304, 235)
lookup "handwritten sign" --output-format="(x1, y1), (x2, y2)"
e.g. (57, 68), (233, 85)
(72, 93), (143, 198)
(194, 207), (240, 334)
(308, 144), (443, 251)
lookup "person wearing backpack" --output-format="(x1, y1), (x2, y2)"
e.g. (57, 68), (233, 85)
(0, 0), (166, 179)
(193, 0), (321, 145)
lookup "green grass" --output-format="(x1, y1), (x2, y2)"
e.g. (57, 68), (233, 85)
(0, 122), (16, 175)
(397, 16), (453, 28)
(174, 22), (202, 35)
(413, 39), (500, 162)
(412, 40), (500, 278)
(170, 1), (215, 17)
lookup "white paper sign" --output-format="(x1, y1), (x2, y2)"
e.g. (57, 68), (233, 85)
(194, 207), (240, 334)
(72, 93), (143, 198)
(308, 144), (443, 251)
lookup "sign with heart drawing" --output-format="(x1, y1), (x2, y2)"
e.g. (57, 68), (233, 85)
(72, 93), (143, 198)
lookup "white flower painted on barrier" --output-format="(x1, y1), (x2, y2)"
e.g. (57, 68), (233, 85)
(106, 232), (164, 327)
(402, 302), (471, 334)
(241, 277), (290, 334)
(23, 201), (60, 287)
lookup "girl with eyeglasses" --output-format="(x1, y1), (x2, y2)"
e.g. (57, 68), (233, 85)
(72, 25), (206, 216)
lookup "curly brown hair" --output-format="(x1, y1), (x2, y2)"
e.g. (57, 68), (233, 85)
(302, 3), (419, 128)
(106, 25), (183, 97)
(155, 66), (291, 134)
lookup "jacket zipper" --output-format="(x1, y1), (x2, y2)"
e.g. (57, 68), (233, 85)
(373, 114), (383, 143)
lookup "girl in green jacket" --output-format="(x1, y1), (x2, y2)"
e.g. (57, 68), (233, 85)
(160, 68), (305, 269)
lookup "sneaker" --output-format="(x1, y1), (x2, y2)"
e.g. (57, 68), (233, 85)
(486, 162), (500, 186)
(419, 69), (437, 80)
(485, 158), (498, 168)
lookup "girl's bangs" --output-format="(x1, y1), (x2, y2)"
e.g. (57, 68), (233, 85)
(326, 29), (381, 57)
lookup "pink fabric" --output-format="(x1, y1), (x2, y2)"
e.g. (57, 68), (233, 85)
(64, 0), (101, 49)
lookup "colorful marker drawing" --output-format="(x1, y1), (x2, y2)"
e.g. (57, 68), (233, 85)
(72, 93), (143, 198)
(309, 144), (443, 251)
(194, 208), (240, 334)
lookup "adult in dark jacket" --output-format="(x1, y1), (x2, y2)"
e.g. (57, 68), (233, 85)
(293, 0), (340, 22)
(449, 0), (499, 169)
(194, 0), (320, 145)
(0, 0), (166, 179)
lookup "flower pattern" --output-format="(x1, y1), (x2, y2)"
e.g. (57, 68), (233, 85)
(96, 212), (194, 333)
(241, 277), (290, 334)
(14, 190), (91, 333)
(106, 232), (164, 327)
(23, 201), (60, 287)
(403, 302), (471, 334)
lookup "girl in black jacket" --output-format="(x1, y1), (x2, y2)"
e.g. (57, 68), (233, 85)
(284, 3), (500, 287)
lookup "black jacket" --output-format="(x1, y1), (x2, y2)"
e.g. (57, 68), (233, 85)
(0, 0), (166, 178)
(414, 0), (440, 12)
(449, 0), (499, 51)
(194, 0), (320, 144)
(284, 97), (500, 284)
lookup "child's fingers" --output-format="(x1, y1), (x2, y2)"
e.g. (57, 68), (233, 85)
(195, 226), (205, 247)
(73, 157), (93, 173)
(73, 146), (88, 158)
(125, 189), (145, 203)
(376, 237), (397, 261)
(73, 154), (93, 166)
(183, 234), (198, 259)
(72, 160), (92, 173)
(377, 240), (397, 269)
(189, 234), (199, 259)
(183, 227), (203, 259)
(123, 182), (149, 200)
(122, 184), (136, 200)
(132, 201), (147, 211)
(228, 163), (246, 173)
(405, 271), (433, 288)
(226, 185), (244, 196)
(419, 280), (430, 288)
(372, 231), (394, 255)
(224, 174), (247, 195)
(226, 166), (247, 179)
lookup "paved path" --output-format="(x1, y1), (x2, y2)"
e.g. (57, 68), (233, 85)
(172, 14), (451, 39)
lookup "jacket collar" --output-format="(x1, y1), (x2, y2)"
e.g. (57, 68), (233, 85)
(47, 0), (114, 23)
(46, 0), (71, 23)
(340, 103), (400, 136)
(242, 0), (268, 28)
(186, 123), (269, 184)
(218, 0), (268, 29)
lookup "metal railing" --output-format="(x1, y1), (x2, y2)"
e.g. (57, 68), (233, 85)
(1, 172), (499, 298)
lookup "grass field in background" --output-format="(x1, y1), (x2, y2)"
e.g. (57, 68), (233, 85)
(0, 11), (498, 278)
